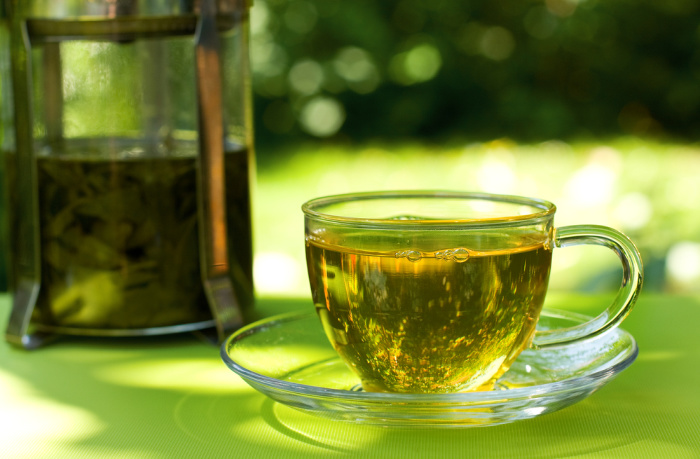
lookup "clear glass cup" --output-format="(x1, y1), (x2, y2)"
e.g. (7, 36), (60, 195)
(303, 191), (643, 393)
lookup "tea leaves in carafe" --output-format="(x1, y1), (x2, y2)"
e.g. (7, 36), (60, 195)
(34, 147), (252, 330)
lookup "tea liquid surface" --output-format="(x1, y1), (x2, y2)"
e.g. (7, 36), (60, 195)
(306, 237), (552, 393)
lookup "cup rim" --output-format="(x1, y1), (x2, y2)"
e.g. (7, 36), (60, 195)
(302, 190), (556, 227)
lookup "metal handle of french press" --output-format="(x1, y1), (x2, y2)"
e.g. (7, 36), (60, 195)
(194, 0), (245, 343)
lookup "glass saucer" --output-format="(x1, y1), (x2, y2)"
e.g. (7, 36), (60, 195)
(220, 309), (637, 428)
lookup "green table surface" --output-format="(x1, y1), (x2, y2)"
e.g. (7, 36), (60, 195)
(1, 292), (699, 459)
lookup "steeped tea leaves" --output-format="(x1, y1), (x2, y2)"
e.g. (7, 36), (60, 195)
(33, 147), (252, 331)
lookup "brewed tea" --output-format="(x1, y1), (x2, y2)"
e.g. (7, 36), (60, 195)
(306, 237), (552, 393)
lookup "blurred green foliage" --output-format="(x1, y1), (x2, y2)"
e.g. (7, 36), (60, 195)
(2, 0), (700, 295)
(251, 138), (700, 296)
(251, 0), (700, 144)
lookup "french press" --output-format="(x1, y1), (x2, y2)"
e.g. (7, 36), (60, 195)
(1, 0), (255, 349)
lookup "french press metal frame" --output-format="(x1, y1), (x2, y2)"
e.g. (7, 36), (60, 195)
(2, 0), (251, 349)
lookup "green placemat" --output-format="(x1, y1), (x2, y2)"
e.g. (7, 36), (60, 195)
(1, 294), (699, 458)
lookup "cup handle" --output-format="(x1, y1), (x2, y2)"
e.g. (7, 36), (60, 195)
(531, 225), (643, 349)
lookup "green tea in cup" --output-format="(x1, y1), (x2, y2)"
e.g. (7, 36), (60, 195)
(303, 191), (642, 394)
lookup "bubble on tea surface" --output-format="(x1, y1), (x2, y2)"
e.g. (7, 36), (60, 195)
(450, 248), (470, 263)
(388, 215), (427, 221)
(435, 248), (470, 263)
(395, 250), (423, 262)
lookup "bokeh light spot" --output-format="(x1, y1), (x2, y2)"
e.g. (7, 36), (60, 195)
(478, 157), (517, 194)
(666, 241), (700, 286)
(333, 47), (381, 94)
(614, 192), (653, 231)
(546, 0), (579, 17)
(590, 146), (623, 171)
(479, 27), (516, 61)
(390, 43), (442, 85)
(284, 0), (318, 34)
(289, 59), (325, 95)
(565, 163), (617, 207)
(251, 41), (288, 77)
(250, 0), (271, 35)
(299, 96), (346, 137)
(405, 44), (442, 81)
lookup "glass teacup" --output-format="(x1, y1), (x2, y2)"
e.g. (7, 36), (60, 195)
(302, 191), (643, 394)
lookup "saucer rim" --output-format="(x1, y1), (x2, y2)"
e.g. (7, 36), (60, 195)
(220, 308), (638, 403)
